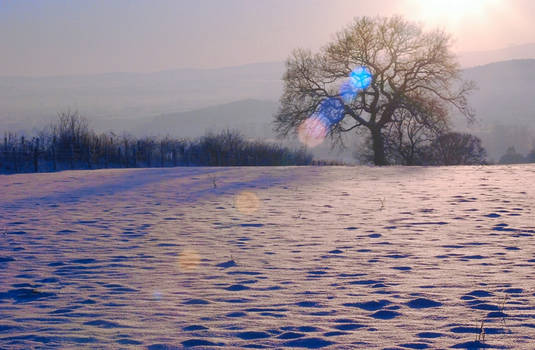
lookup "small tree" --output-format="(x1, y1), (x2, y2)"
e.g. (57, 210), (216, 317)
(425, 132), (487, 165)
(499, 146), (525, 164)
(526, 147), (535, 163)
(382, 103), (449, 165)
(275, 16), (474, 165)
(51, 110), (90, 166)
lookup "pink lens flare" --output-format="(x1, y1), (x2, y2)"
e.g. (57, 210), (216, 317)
(298, 117), (328, 148)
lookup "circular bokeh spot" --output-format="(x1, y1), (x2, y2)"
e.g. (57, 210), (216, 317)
(234, 191), (261, 215)
(178, 248), (201, 271)
(152, 290), (163, 301)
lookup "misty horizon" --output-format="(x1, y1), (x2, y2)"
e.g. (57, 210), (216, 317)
(0, 43), (534, 78)
(2, 0), (535, 77)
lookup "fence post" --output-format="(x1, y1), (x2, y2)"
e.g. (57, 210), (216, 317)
(20, 136), (25, 172)
(2, 134), (6, 172)
(160, 140), (164, 167)
(33, 137), (39, 172)
(87, 145), (92, 169)
(52, 136), (57, 171)
(70, 143), (74, 169)
(105, 142), (109, 168)
(118, 146), (122, 168)
(124, 139), (129, 168)
(147, 142), (152, 167)
(13, 146), (18, 173)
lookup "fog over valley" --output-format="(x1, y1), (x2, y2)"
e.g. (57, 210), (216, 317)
(2, 48), (535, 162)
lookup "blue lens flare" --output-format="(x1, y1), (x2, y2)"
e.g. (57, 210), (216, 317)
(340, 80), (358, 103)
(316, 97), (345, 125)
(298, 66), (371, 147)
(349, 66), (372, 90)
(297, 98), (345, 147)
(339, 65), (372, 103)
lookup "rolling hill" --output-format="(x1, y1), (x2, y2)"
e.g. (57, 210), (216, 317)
(2, 51), (535, 162)
(135, 59), (535, 162)
(0, 62), (285, 132)
(138, 99), (279, 139)
(458, 43), (535, 68)
(459, 59), (535, 160)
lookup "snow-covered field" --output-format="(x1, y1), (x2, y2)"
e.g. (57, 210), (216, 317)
(1, 165), (535, 349)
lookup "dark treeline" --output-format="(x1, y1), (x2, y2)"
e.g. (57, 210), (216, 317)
(357, 130), (489, 166)
(499, 146), (535, 165)
(0, 111), (315, 174)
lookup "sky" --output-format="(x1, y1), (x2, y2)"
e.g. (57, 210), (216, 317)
(1, 0), (534, 76)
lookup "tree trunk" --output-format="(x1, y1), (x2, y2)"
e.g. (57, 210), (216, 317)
(371, 127), (388, 166)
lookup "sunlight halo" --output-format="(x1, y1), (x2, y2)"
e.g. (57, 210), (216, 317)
(403, 0), (504, 27)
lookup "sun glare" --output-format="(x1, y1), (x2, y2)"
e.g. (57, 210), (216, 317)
(406, 0), (503, 26)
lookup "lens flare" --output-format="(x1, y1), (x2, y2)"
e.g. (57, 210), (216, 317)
(153, 290), (163, 301)
(317, 97), (345, 125)
(340, 80), (358, 103)
(178, 248), (201, 271)
(340, 65), (372, 102)
(298, 66), (371, 147)
(234, 191), (260, 215)
(349, 66), (372, 90)
(298, 117), (328, 148)
(297, 97), (345, 147)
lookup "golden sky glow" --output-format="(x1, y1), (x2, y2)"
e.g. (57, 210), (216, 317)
(406, 0), (503, 23)
(0, 0), (532, 76)
(401, 0), (510, 50)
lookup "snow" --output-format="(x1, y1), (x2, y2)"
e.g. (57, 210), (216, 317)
(1, 165), (535, 348)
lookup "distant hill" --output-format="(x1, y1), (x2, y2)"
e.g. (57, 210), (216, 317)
(2, 55), (535, 163)
(462, 59), (535, 125)
(138, 99), (279, 139)
(137, 59), (535, 162)
(134, 99), (353, 162)
(0, 62), (285, 131)
(458, 59), (535, 160)
(458, 43), (535, 68)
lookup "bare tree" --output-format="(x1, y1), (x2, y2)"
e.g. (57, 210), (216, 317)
(1, 121), (314, 173)
(499, 146), (525, 164)
(54, 110), (89, 147)
(526, 147), (535, 163)
(426, 132), (487, 165)
(382, 98), (449, 165)
(51, 110), (90, 167)
(274, 16), (474, 165)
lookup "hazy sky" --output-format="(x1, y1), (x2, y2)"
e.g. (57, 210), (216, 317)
(1, 0), (534, 76)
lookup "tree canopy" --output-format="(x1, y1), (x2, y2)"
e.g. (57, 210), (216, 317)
(426, 132), (487, 165)
(274, 16), (475, 165)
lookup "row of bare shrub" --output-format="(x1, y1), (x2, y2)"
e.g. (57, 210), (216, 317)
(0, 111), (313, 173)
